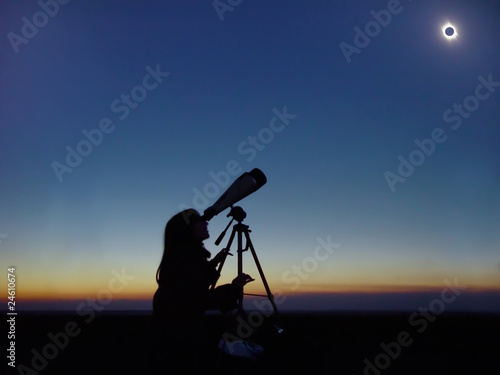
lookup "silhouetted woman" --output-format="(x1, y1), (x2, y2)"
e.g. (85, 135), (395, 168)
(151, 208), (252, 372)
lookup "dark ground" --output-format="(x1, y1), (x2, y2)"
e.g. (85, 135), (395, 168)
(3, 311), (499, 374)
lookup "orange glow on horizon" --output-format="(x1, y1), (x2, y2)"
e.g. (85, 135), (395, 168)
(7, 282), (500, 307)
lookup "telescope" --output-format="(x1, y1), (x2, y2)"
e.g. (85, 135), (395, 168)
(204, 167), (278, 317)
(201, 168), (267, 221)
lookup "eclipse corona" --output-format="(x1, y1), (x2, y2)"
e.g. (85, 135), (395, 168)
(442, 23), (457, 39)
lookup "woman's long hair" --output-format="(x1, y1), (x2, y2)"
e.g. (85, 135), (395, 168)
(155, 209), (206, 285)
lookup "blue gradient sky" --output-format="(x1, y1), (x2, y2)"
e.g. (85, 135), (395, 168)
(1, 0), (499, 312)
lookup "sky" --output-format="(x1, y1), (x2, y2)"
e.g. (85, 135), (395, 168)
(1, 0), (499, 313)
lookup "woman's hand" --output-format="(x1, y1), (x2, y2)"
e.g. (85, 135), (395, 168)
(211, 249), (231, 266)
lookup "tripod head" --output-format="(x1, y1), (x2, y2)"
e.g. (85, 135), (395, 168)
(227, 206), (246, 222)
(214, 206), (246, 246)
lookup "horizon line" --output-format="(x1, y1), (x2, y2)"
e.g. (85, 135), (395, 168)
(7, 289), (500, 314)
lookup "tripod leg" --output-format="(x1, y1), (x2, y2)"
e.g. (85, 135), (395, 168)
(243, 231), (278, 315)
(210, 226), (237, 290)
(237, 228), (244, 316)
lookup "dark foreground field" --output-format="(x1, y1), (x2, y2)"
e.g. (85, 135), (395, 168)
(3, 311), (499, 374)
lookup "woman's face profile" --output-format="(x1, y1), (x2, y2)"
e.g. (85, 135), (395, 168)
(191, 218), (209, 242)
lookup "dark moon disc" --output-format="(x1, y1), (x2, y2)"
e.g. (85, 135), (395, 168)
(445, 27), (454, 36)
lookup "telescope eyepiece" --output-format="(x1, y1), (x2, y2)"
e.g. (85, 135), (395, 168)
(201, 207), (216, 221)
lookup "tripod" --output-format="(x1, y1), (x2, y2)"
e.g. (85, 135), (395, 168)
(210, 206), (278, 316)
